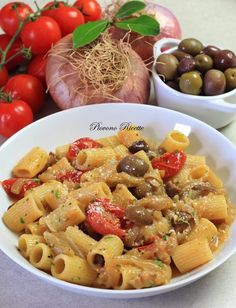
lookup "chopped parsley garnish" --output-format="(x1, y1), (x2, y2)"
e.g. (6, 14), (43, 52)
(54, 190), (61, 198)
(154, 259), (164, 268)
(20, 217), (25, 224)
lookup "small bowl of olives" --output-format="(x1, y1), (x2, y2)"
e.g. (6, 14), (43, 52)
(152, 38), (236, 129)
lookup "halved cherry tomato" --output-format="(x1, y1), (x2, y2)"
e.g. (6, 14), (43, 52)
(0, 2), (33, 36)
(1, 177), (41, 199)
(86, 198), (126, 237)
(0, 34), (24, 70)
(73, 0), (102, 22)
(0, 66), (8, 87)
(151, 150), (186, 180)
(0, 99), (33, 138)
(4, 74), (45, 113)
(27, 55), (47, 84)
(51, 6), (84, 36)
(21, 16), (61, 55)
(67, 137), (101, 160)
(42, 1), (66, 18)
(56, 170), (83, 183)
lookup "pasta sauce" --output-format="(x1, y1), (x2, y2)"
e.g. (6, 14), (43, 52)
(1, 128), (235, 289)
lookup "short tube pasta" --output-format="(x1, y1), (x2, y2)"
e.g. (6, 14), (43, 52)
(13, 147), (49, 178)
(51, 254), (97, 286)
(18, 234), (45, 258)
(159, 130), (190, 152)
(76, 147), (115, 170)
(187, 218), (218, 244)
(3, 194), (43, 232)
(117, 128), (141, 147)
(1, 127), (235, 290)
(193, 194), (228, 220)
(172, 238), (213, 273)
(29, 243), (53, 271)
(40, 198), (85, 232)
(39, 157), (74, 182)
(87, 235), (124, 271)
(65, 226), (97, 257)
(112, 184), (136, 208)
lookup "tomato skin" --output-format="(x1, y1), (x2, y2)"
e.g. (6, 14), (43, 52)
(2, 178), (41, 199)
(4, 74), (45, 114)
(27, 55), (47, 84)
(73, 0), (102, 22)
(86, 198), (126, 237)
(42, 1), (66, 18)
(56, 170), (83, 183)
(0, 99), (33, 138)
(151, 151), (186, 179)
(67, 137), (101, 160)
(51, 7), (84, 36)
(21, 16), (62, 55)
(0, 2), (33, 36)
(0, 34), (24, 70)
(0, 66), (9, 87)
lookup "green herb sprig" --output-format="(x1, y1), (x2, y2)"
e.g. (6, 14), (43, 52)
(73, 1), (160, 48)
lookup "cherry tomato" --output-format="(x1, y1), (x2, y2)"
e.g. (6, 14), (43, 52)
(151, 150), (186, 179)
(86, 198), (126, 237)
(0, 34), (24, 70)
(42, 1), (66, 18)
(0, 2), (33, 36)
(27, 55), (47, 84)
(4, 74), (45, 114)
(74, 0), (102, 22)
(51, 6), (84, 36)
(56, 170), (83, 183)
(67, 137), (101, 160)
(0, 99), (33, 138)
(21, 16), (61, 55)
(2, 177), (41, 199)
(0, 66), (9, 87)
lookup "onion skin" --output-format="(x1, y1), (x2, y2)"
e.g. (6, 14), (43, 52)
(46, 34), (150, 109)
(110, 2), (182, 68)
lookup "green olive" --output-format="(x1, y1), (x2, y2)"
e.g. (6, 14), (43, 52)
(224, 68), (236, 91)
(172, 50), (193, 61)
(117, 155), (149, 177)
(203, 69), (226, 95)
(194, 54), (213, 73)
(178, 38), (204, 56)
(179, 71), (203, 95)
(155, 54), (179, 81)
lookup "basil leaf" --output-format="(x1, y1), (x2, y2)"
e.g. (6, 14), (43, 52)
(115, 15), (160, 36)
(73, 19), (109, 48)
(115, 1), (146, 19)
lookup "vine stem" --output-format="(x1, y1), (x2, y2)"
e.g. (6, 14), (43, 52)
(0, 20), (25, 70)
(0, 1), (59, 70)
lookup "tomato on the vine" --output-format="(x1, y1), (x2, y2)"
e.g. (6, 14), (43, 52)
(4, 74), (45, 114)
(51, 6), (84, 36)
(0, 66), (8, 87)
(21, 16), (61, 55)
(42, 1), (66, 18)
(27, 55), (47, 84)
(73, 0), (102, 22)
(0, 99), (33, 138)
(0, 34), (24, 70)
(0, 2), (33, 36)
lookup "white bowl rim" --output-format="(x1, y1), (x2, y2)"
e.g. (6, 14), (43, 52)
(0, 103), (236, 299)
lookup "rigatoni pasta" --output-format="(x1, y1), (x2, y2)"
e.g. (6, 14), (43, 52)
(1, 128), (235, 290)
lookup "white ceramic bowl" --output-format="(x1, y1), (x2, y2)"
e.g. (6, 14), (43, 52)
(152, 38), (236, 129)
(0, 103), (236, 299)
